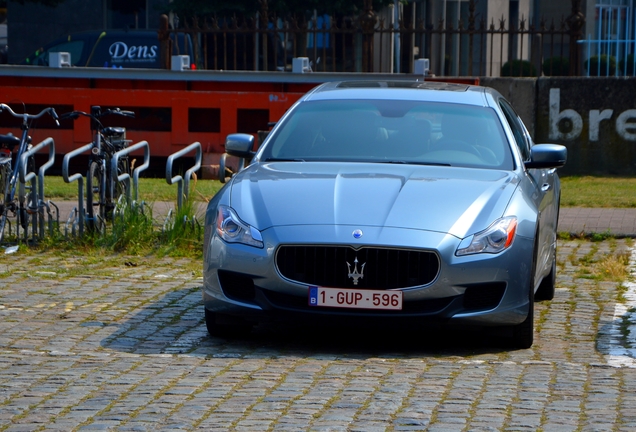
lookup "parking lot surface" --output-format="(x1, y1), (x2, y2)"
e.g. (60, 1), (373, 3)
(1, 239), (636, 431)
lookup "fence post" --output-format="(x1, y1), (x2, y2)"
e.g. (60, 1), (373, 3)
(260, 0), (269, 71)
(360, 0), (377, 73)
(467, 0), (476, 75)
(567, 0), (585, 76)
(159, 14), (172, 70)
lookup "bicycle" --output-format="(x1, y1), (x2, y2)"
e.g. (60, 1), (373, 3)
(0, 104), (59, 244)
(60, 106), (134, 232)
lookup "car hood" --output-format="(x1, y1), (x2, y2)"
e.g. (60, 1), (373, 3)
(228, 162), (519, 238)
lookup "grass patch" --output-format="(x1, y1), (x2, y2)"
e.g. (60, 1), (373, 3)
(617, 283), (629, 304)
(43, 176), (223, 202)
(8, 175), (212, 258)
(23, 198), (204, 260)
(558, 230), (615, 242)
(596, 252), (631, 281)
(97, 199), (157, 255)
(157, 198), (203, 257)
(561, 176), (636, 208)
(576, 251), (631, 281)
(590, 230), (615, 242)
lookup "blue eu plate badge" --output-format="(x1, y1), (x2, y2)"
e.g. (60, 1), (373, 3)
(308, 286), (318, 306)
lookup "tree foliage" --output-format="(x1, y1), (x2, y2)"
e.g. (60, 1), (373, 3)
(110, 0), (145, 15)
(164, 0), (395, 19)
(161, 0), (258, 18)
(11, 0), (67, 6)
(267, 0), (394, 16)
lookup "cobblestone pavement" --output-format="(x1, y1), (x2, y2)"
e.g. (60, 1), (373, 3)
(1, 239), (636, 431)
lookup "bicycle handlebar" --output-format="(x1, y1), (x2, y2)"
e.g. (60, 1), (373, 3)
(0, 104), (60, 126)
(103, 108), (135, 118)
(59, 108), (135, 122)
(59, 111), (83, 121)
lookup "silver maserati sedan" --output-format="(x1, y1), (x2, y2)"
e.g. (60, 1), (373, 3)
(203, 81), (566, 349)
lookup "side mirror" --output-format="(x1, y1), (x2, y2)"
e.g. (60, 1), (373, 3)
(225, 133), (255, 158)
(525, 144), (567, 169)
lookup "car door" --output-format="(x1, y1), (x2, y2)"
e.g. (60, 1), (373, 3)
(499, 99), (557, 283)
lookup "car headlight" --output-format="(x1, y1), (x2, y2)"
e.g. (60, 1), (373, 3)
(456, 216), (517, 256)
(216, 205), (264, 248)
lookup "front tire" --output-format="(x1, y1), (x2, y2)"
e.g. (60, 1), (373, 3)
(509, 243), (537, 349)
(535, 254), (556, 301)
(510, 288), (534, 349)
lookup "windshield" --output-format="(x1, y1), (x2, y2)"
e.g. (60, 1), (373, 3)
(24, 40), (85, 66)
(260, 99), (514, 169)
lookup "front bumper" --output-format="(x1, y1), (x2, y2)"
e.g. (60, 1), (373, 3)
(203, 224), (534, 327)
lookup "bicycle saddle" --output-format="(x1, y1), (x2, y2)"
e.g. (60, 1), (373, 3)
(103, 127), (125, 137)
(0, 133), (20, 149)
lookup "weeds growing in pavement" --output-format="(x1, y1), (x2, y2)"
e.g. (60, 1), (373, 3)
(97, 199), (156, 255)
(17, 197), (205, 260)
(157, 198), (203, 258)
(576, 249), (631, 281)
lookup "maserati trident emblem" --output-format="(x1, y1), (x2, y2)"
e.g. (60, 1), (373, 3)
(347, 257), (365, 286)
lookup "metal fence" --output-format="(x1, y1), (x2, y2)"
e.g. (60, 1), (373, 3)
(577, 1), (636, 77)
(166, 0), (583, 77)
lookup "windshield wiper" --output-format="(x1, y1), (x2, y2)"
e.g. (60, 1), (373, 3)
(264, 158), (306, 162)
(383, 160), (451, 167)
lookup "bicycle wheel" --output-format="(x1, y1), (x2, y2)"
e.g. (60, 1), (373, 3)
(0, 162), (10, 243)
(105, 157), (129, 219)
(115, 157), (129, 201)
(18, 155), (35, 231)
(86, 161), (105, 230)
(18, 204), (29, 231)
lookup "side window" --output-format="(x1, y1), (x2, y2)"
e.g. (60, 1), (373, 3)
(44, 41), (85, 66)
(499, 100), (530, 161)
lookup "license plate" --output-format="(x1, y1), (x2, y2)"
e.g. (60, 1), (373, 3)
(308, 286), (403, 310)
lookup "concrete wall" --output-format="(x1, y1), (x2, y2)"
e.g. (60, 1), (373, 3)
(535, 77), (636, 176)
(485, 76), (636, 176)
(481, 77), (537, 135)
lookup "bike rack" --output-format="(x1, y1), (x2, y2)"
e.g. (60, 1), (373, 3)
(20, 137), (58, 240)
(166, 142), (201, 211)
(218, 153), (245, 184)
(111, 140), (150, 204)
(44, 201), (60, 237)
(62, 142), (92, 237)
(163, 142), (202, 233)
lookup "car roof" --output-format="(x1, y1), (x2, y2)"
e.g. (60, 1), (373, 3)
(40, 29), (159, 49)
(51, 29), (157, 40)
(304, 81), (497, 107)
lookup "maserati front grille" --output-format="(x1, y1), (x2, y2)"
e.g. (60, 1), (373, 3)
(276, 245), (439, 289)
